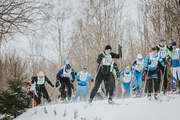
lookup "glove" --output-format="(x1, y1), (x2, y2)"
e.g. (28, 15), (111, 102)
(118, 44), (122, 58)
(51, 84), (55, 88)
(91, 79), (94, 82)
(71, 79), (75, 83)
(77, 79), (80, 81)
(56, 81), (60, 87)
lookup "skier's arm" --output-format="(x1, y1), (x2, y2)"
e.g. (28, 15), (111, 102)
(45, 76), (54, 87)
(110, 52), (120, 59)
(88, 73), (94, 82)
(144, 54), (150, 71)
(75, 72), (80, 81)
(56, 69), (63, 82)
(71, 69), (76, 82)
(97, 53), (104, 64)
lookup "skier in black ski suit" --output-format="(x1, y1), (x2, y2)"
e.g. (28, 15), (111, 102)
(56, 64), (75, 101)
(156, 39), (170, 94)
(89, 45), (122, 103)
(31, 71), (54, 104)
(104, 62), (119, 97)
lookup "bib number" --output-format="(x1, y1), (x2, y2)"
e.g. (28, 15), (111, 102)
(37, 77), (45, 85)
(102, 55), (112, 66)
(80, 72), (87, 81)
(159, 50), (167, 58)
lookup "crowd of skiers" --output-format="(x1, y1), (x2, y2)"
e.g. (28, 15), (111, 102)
(24, 39), (180, 106)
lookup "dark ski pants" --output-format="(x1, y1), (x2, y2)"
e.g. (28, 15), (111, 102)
(37, 85), (51, 104)
(59, 77), (72, 99)
(158, 62), (168, 91)
(147, 77), (159, 94)
(90, 69), (115, 100)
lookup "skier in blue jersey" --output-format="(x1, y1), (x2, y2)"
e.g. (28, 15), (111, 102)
(170, 41), (180, 92)
(74, 66), (93, 102)
(144, 47), (165, 100)
(131, 54), (144, 96)
(56, 64), (75, 101)
(118, 66), (132, 98)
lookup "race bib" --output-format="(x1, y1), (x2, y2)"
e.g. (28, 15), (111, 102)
(123, 73), (131, 83)
(30, 83), (36, 91)
(102, 54), (112, 66)
(135, 64), (144, 71)
(37, 77), (45, 85)
(80, 72), (88, 81)
(150, 58), (158, 67)
(172, 49), (179, 59)
(159, 50), (167, 58)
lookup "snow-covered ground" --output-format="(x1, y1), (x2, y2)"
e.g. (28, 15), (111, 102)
(15, 94), (180, 120)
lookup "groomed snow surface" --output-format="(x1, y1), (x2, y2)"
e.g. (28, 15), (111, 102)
(15, 94), (180, 120)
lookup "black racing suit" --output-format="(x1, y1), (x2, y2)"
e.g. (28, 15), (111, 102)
(90, 52), (121, 100)
(32, 76), (54, 104)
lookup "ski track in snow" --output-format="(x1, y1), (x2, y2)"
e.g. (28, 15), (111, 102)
(15, 94), (179, 120)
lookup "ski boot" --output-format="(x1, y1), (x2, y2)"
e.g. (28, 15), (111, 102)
(88, 98), (93, 104)
(147, 93), (151, 100)
(154, 94), (158, 100)
(108, 98), (113, 104)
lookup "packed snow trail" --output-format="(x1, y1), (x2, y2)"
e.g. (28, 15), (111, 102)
(15, 94), (179, 120)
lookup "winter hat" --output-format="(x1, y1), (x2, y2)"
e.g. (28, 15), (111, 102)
(171, 41), (176, 46)
(105, 45), (112, 50)
(152, 46), (158, 51)
(82, 66), (88, 70)
(137, 54), (143, 59)
(65, 64), (71, 70)
(160, 38), (165, 42)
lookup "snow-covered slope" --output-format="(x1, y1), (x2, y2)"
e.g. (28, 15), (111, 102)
(15, 95), (179, 120)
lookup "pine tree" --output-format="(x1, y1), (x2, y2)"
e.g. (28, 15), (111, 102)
(0, 79), (31, 119)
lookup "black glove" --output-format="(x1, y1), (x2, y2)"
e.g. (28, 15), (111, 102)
(77, 79), (80, 81)
(71, 79), (75, 83)
(56, 81), (60, 87)
(51, 84), (55, 88)
(91, 79), (94, 82)
(118, 44), (122, 58)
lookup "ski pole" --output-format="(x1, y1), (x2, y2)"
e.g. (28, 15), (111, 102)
(141, 70), (149, 96)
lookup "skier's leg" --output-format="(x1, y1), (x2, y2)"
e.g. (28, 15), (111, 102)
(82, 86), (87, 101)
(172, 67), (177, 89)
(106, 74), (115, 99)
(147, 77), (152, 95)
(127, 82), (131, 96)
(90, 72), (103, 100)
(66, 78), (72, 99)
(133, 72), (138, 91)
(42, 86), (51, 102)
(163, 66), (168, 91)
(59, 78), (66, 99)
(177, 67), (180, 89)
(137, 72), (142, 93)
(122, 83), (126, 98)
(74, 85), (81, 102)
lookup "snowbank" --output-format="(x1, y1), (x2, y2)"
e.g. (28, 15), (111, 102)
(15, 94), (179, 120)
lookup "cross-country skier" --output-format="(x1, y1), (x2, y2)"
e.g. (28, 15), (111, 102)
(144, 47), (165, 100)
(131, 53), (144, 96)
(170, 41), (180, 92)
(56, 64), (75, 101)
(32, 71), (54, 104)
(73, 66), (93, 102)
(156, 39), (171, 94)
(29, 77), (39, 107)
(118, 66), (132, 98)
(104, 62), (119, 97)
(89, 44), (122, 104)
